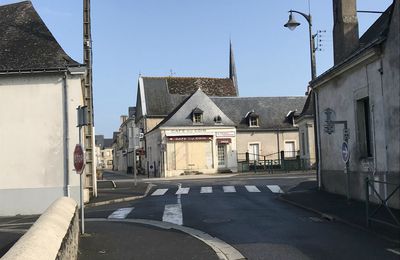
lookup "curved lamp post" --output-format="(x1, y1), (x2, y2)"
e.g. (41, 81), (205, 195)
(284, 10), (317, 84)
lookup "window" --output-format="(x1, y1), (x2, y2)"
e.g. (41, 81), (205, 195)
(214, 115), (222, 124)
(301, 132), (306, 156)
(284, 141), (296, 158)
(356, 97), (373, 157)
(192, 107), (203, 124)
(249, 116), (259, 127)
(194, 113), (202, 123)
(249, 143), (260, 162)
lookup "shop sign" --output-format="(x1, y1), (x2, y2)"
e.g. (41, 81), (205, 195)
(217, 138), (231, 144)
(168, 135), (212, 142)
(215, 131), (235, 137)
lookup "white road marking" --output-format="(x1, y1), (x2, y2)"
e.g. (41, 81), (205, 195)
(151, 188), (168, 196)
(223, 186), (236, 193)
(163, 204), (183, 225)
(387, 248), (400, 256)
(245, 185), (261, 192)
(200, 187), (213, 193)
(267, 185), (284, 193)
(176, 187), (190, 195)
(107, 207), (134, 219)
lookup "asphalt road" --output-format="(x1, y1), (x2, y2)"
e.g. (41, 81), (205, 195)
(86, 174), (400, 260)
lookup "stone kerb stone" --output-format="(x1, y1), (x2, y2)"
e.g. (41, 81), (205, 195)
(2, 197), (79, 260)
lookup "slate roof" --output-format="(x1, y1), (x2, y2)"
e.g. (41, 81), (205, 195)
(0, 1), (81, 72)
(138, 76), (237, 118)
(358, 4), (393, 49)
(312, 3), (395, 86)
(212, 96), (307, 130)
(298, 91), (314, 118)
(95, 135), (105, 147)
(103, 138), (113, 149)
(128, 107), (136, 118)
(156, 89), (235, 129)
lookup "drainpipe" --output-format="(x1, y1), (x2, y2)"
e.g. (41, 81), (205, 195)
(276, 130), (280, 160)
(314, 90), (322, 189)
(62, 72), (70, 197)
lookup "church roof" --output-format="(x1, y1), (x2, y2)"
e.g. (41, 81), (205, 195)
(0, 1), (81, 72)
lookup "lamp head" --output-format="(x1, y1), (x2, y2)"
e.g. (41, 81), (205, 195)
(284, 12), (300, 31)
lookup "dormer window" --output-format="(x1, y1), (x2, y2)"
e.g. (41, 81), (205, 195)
(245, 110), (259, 127)
(192, 107), (203, 124)
(214, 115), (222, 124)
(249, 115), (259, 127)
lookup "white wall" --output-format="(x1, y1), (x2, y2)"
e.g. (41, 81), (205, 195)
(0, 72), (83, 216)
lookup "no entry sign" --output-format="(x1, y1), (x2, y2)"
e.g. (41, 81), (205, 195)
(74, 144), (85, 174)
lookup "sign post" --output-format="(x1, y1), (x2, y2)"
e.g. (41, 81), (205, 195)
(76, 106), (88, 234)
(342, 141), (350, 201)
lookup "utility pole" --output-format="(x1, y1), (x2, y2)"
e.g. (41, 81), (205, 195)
(83, 0), (96, 197)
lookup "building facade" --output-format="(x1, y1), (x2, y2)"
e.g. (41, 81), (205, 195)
(312, 0), (399, 208)
(0, 2), (86, 215)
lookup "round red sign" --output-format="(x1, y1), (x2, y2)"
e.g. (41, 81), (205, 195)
(74, 144), (85, 174)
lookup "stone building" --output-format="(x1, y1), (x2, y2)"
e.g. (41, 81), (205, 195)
(312, 0), (399, 208)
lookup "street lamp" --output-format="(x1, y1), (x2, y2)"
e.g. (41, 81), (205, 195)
(284, 10), (317, 86)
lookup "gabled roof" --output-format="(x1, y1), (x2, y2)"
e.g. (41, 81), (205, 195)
(212, 96), (307, 130)
(0, 1), (81, 72)
(149, 88), (235, 132)
(136, 76), (237, 119)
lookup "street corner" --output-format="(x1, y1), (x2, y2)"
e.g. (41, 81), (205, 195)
(78, 219), (245, 260)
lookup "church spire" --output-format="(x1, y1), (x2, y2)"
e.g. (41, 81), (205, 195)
(229, 40), (239, 96)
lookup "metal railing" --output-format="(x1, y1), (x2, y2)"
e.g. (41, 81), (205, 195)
(237, 151), (315, 173)
(365, 178), (400, 229)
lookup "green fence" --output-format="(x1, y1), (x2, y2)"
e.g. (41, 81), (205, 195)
(237, 152), (315, 173)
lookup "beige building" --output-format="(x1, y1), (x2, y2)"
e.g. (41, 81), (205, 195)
(295, 93), (316, 168)
(0, 2), (86, 215)
(95, 135), (113, 170)
(146, 89), (237, 177)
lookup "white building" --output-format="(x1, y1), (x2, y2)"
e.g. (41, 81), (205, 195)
(0, 2), (86, 215)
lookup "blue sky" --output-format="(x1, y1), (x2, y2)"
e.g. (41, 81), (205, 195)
(1, 0), (392, 137)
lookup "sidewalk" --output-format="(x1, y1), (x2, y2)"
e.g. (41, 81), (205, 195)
(87, 181), (151, 207)
(78, 220), (222, 260)
(281, 183), (400, 243)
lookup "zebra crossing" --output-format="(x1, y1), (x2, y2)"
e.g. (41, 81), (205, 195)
(150, 185), (284, 196)
(105, 184), (285, 222)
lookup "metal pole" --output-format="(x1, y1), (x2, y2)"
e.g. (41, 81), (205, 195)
(307, 16), (316, 81)
(133, 148), (137, 186)
(79, 126), (85, 234)
(365, 178), (370, 227)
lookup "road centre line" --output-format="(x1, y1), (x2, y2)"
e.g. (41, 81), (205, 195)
(200, 187), (213, 193)
(245, 185), (261, 192)
(223, 186), (236, 193)
(162, 204), (183, 225)
(107, 207), (134, 219)
(151, 188), (168, 196)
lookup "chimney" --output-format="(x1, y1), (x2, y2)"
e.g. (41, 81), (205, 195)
(333, 0), (359, 64)
(120, 115), (128, 124)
